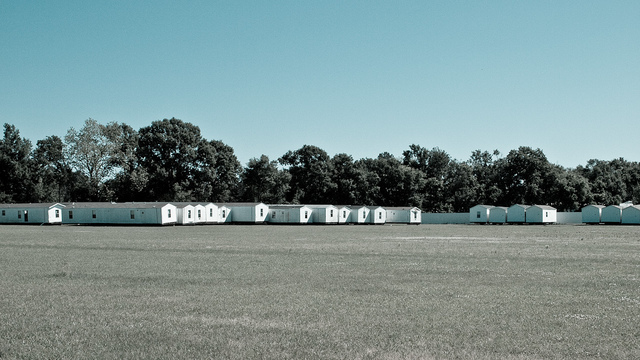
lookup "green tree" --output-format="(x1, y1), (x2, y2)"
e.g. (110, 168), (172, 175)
(136, 118), (218, 201)
(240, 155), (291, 203)
(444, 160), (478, 212)
(362, 153), (424, 207)
(577, 158), (634, 205)
(548, 166), (592, 211)
(104, 124), (147, 202)
(496, 147), (553, 205)
(0, 124), (33, 202)
(64, 118), (123, 200)
(31, 135), (73, 202)
(402, 145), (452, 211)
(206, 140), (242, 202)
(467, 149), (502, 205)
(279, 145), (335, 204)
(328, 153), (366, 205)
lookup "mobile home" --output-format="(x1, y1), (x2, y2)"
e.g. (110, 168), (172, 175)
(200, 203), (219, 224)
(367, 206), (386, 224)
(601, 205), (623, 224)
(172, 202), (207, 224)
(219, 202), (269, 224)
(217, 204), (232, 224)
(469, 205), (493, 224)
(349, 206), (370, 224)
(65, 202), (176, 225)
(582, 205), (605, 224)
(507, 204), (529, 223)
(267, 205), (313, 224)
(489, 206), (508, 224)
(0, 203), (65, 224)
(621, 205), (640, 224)
(307, 205), (339, 224)
(175, 203), (196, 225)
(336, 206), (351, 224)
(526, 205), (557, 224)
(386, 207), (421, 224)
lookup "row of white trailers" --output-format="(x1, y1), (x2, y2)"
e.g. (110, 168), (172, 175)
(471, 203), (640, 225)
(0, 202), (422, 226)
(470, 204), (558, 224)
(581, 204), (640, 224)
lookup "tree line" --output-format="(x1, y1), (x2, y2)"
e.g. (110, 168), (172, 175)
(2, 118), (639, 212)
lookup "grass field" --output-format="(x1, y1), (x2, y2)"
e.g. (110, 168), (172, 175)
(1, 224), (639, 359)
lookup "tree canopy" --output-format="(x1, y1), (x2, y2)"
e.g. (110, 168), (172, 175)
(2, 119), (638, 212)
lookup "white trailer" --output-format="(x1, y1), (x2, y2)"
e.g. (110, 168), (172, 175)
(267, 205), (313, 224)
(386, 207), (421, 224)
(526, 205), (557, 224)
(0, 203), (64, 224)
(469, 205), (493, 224)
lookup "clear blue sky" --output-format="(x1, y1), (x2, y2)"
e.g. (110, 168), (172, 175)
(2, 1), (638, 168)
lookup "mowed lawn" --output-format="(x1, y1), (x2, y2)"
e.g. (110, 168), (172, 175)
(1, 224), (639, 359)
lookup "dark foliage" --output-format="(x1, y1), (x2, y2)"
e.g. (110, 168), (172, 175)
(2, 121), (638, 211)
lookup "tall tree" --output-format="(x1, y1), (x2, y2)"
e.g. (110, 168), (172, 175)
(467, 149), (502, 205)
(279, 145), (335, 204)
(548, 166), (592, 211)
(402, 145), (452, 211)
(31, 135), (73, 202)
(577, 158), (632, 205)
(363, 153), (424, 207)
(207, 140), (242, 202)
(496, 147), (554, 206)
(105, 124), (145, 202)
(136, 118), (216, 201)
(64, 118), (122, 200)
(328, 153), (365, 205)
(444, 160), (478, 212)
(240, 155), (290, 203)
(0, 124), (33, 202)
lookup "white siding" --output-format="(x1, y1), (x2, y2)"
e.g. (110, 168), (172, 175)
(526, 205), (557, 224)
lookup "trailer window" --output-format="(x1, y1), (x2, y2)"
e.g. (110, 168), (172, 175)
(272, 211), (276, 219)
(343, 211), (346, 218)
(168, 209), (172, 218)
(92, 210), (96, 219)
(260, 208), (264, 217)
(18, 211), (21, 219)
(305, 211), (308, 219)
(222, 210), (226, 218)
(210, 209), (213, 217)
(1, 210), (5, 216)
(69, 211), (73, 219)
(130, 210), (135, 219)
(198, 209), (201, 219)
(55, 210), (60, 218)
(363, 212), (366, 219)
(188, 210), (192, 219)
(330, 210), (334, 217)
(477, 211), (481, 219)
